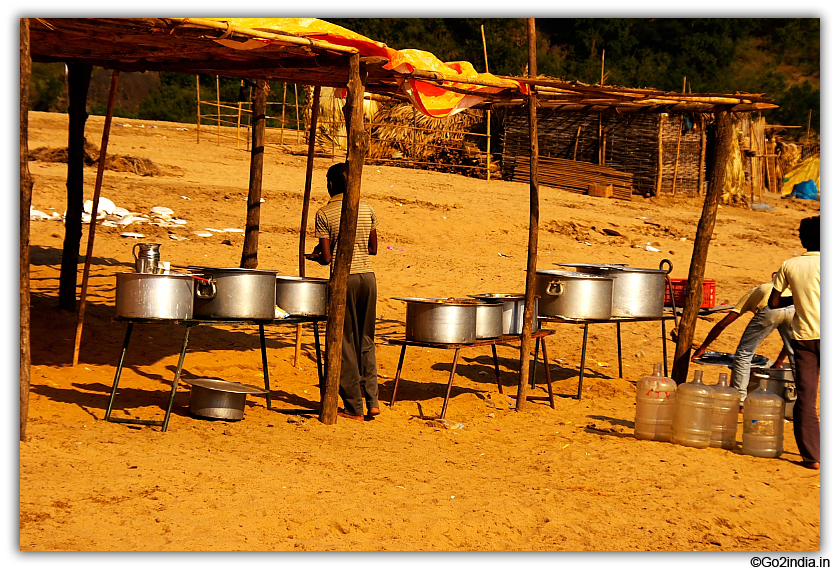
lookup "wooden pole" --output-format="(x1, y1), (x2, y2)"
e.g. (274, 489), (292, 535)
(655, 114), (664, 197)
(21, 17), (32, 442)
(281, 83), (287, 144)
(671, 111), (734, 384)
(59, 62), (92, 312)
(573, 125), (581, 161)
(515, 18), (540, 411)
(237, 80), (243, 149)
(671, 117), (683, 196)
(806, 109), (811, 142)
(216, 75), (221, 145)
(481, 25), (491, 181)
(697, 116), (706, 197)
(196, 75), (201, 144)
(294, 85), (322, 368)
(240, 79), (267, 269)
(72, 70), (120, 367)
(320, 54), (368, 425)
(295, 84), (301, 144)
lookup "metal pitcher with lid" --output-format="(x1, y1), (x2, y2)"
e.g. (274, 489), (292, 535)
(132, 243), (162, 274)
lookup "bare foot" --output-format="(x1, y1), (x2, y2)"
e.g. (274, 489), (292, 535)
(798, 461), (820, 470)
(369, 407), (381, 416)
(338, 412), (364, 421)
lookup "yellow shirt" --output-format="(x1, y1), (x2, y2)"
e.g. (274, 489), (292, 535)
(772, 251), (820, 340)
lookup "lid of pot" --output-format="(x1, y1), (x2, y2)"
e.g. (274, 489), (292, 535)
(537, 269), (615, 279)
(392, 296), (480, 305)
(554, 262), (628, 270)
(185, 266), (278, 276)
(276, 275), (329, 283)
(469, 293), (526, 301)
(183, 378), (268, 394)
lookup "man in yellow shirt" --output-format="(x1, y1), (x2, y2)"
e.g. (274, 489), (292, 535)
(769, 215), (820, 470)
(692, 279), (794, 403)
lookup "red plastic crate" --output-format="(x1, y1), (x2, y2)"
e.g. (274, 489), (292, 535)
(664, 278), (716, 308)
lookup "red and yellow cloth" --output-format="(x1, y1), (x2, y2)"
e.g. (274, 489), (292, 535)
(213, 18), (525, 118)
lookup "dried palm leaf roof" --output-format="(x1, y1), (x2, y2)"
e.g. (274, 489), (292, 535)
(28, 17), (777, 116)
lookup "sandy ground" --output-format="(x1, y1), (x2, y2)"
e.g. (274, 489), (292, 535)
(19, 111), (821, 554)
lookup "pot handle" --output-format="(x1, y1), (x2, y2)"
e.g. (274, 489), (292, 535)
(545, 280), (565, 296)
(659, 258), (673, 274)
(132, 243), (140, 260)
(195, 278), (217, 299)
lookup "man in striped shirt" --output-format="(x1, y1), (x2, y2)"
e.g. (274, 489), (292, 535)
(307, 163), (379, 421)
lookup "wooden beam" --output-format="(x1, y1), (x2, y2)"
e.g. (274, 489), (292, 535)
(72, 70), (119, 367)
(59, 62), (92, 312)
(671, 111), (734, 384)
(240, 79), (267, 269)
(320, 53), (367, 425)
(516, 18), (540, 411)
(20, 17), (32, 442)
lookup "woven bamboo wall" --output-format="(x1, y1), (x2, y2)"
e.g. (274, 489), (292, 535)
(502, 109), (707, 197)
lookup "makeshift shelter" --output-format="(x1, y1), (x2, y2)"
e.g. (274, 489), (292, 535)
(21, 17), (778, 439)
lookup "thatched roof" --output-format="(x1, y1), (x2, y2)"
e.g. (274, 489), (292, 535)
(28, 18), (777, 116)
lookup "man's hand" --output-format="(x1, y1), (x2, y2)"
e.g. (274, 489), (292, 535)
(692, 346), (708, 361)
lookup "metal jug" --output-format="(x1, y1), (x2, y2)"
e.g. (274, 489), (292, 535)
(133, 243), (162, 274)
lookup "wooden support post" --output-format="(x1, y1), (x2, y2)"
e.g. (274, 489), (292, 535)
(240, 80), (267, 269)
(295, 84), (301, 144)
(281, 83), (287, 145)
(72, 70), (120, 367)
(671, 117), (683, 196)
(294, 85), (322, 367)
(21, 17), (32, 442)
(320, 54), (368, 425)
(481, 24), (491, 181)
(516, 18), (540, 411)
(237, 80), (243, 149)
(196, 75), (201, 143)
(655, 114), (664, 197)
(573, 125), (581, 161)
(59, 62), (92, 312)
(216, 75), (221, 145)
(671, 111), (734, 384)
(697, 116), (706, 197)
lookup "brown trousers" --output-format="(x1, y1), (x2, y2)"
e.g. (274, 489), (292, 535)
(338, 272), (378, 416)
(791, 339), (820, 463)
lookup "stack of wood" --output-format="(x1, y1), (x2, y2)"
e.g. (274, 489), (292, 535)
(512, 155), (634, 200)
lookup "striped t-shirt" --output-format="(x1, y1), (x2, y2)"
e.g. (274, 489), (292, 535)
(314, 194), (378, 275)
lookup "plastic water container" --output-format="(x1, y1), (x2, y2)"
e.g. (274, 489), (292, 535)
(710, 372), (740, 450)
(671, 370), (714, 448)
(742, 375), (785, 458)
(634, 363), (677, 441)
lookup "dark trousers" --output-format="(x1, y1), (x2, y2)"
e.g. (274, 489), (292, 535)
(338, 272), (378, 416)
(791, 339), (820, 463)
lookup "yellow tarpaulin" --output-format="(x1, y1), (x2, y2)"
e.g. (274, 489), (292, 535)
(781, 156), (821, 196)
(210, 18), (526, 118)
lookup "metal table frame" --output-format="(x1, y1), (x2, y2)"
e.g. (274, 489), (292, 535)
(540, 305), (732, 399)
(388, 329), (556, 419)
(105, 316), (325, 431)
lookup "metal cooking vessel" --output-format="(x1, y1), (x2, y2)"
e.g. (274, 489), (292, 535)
(276, 276), (329, 317)
(554, 259), (672, 318)
(184, 378), (267, 420)
(189, 267), (277, 320)
(536, 270), (615, 320)
(395, 297), (477, 344)
(474, 301), (504, 339)
(115, 272), (194, 319)
(470, 294), (539, 335)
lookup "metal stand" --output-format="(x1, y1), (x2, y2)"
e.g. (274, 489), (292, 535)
(105, 316), (325, 431)
(388, 329), (555, 419)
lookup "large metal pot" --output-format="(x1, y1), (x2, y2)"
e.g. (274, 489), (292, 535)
(470, 293), (539, 335)
(749, 366), (797, 420)
(115, 272), (195, 319)
(536, 270), (615, 320)
(396, 297), (478, 344)
(276, 276), (329, 317)
(190, 267), (277, 320)
(183, 378), (267, 420)
(474, 300), (504, 339)
(554, 259), (672, 318)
